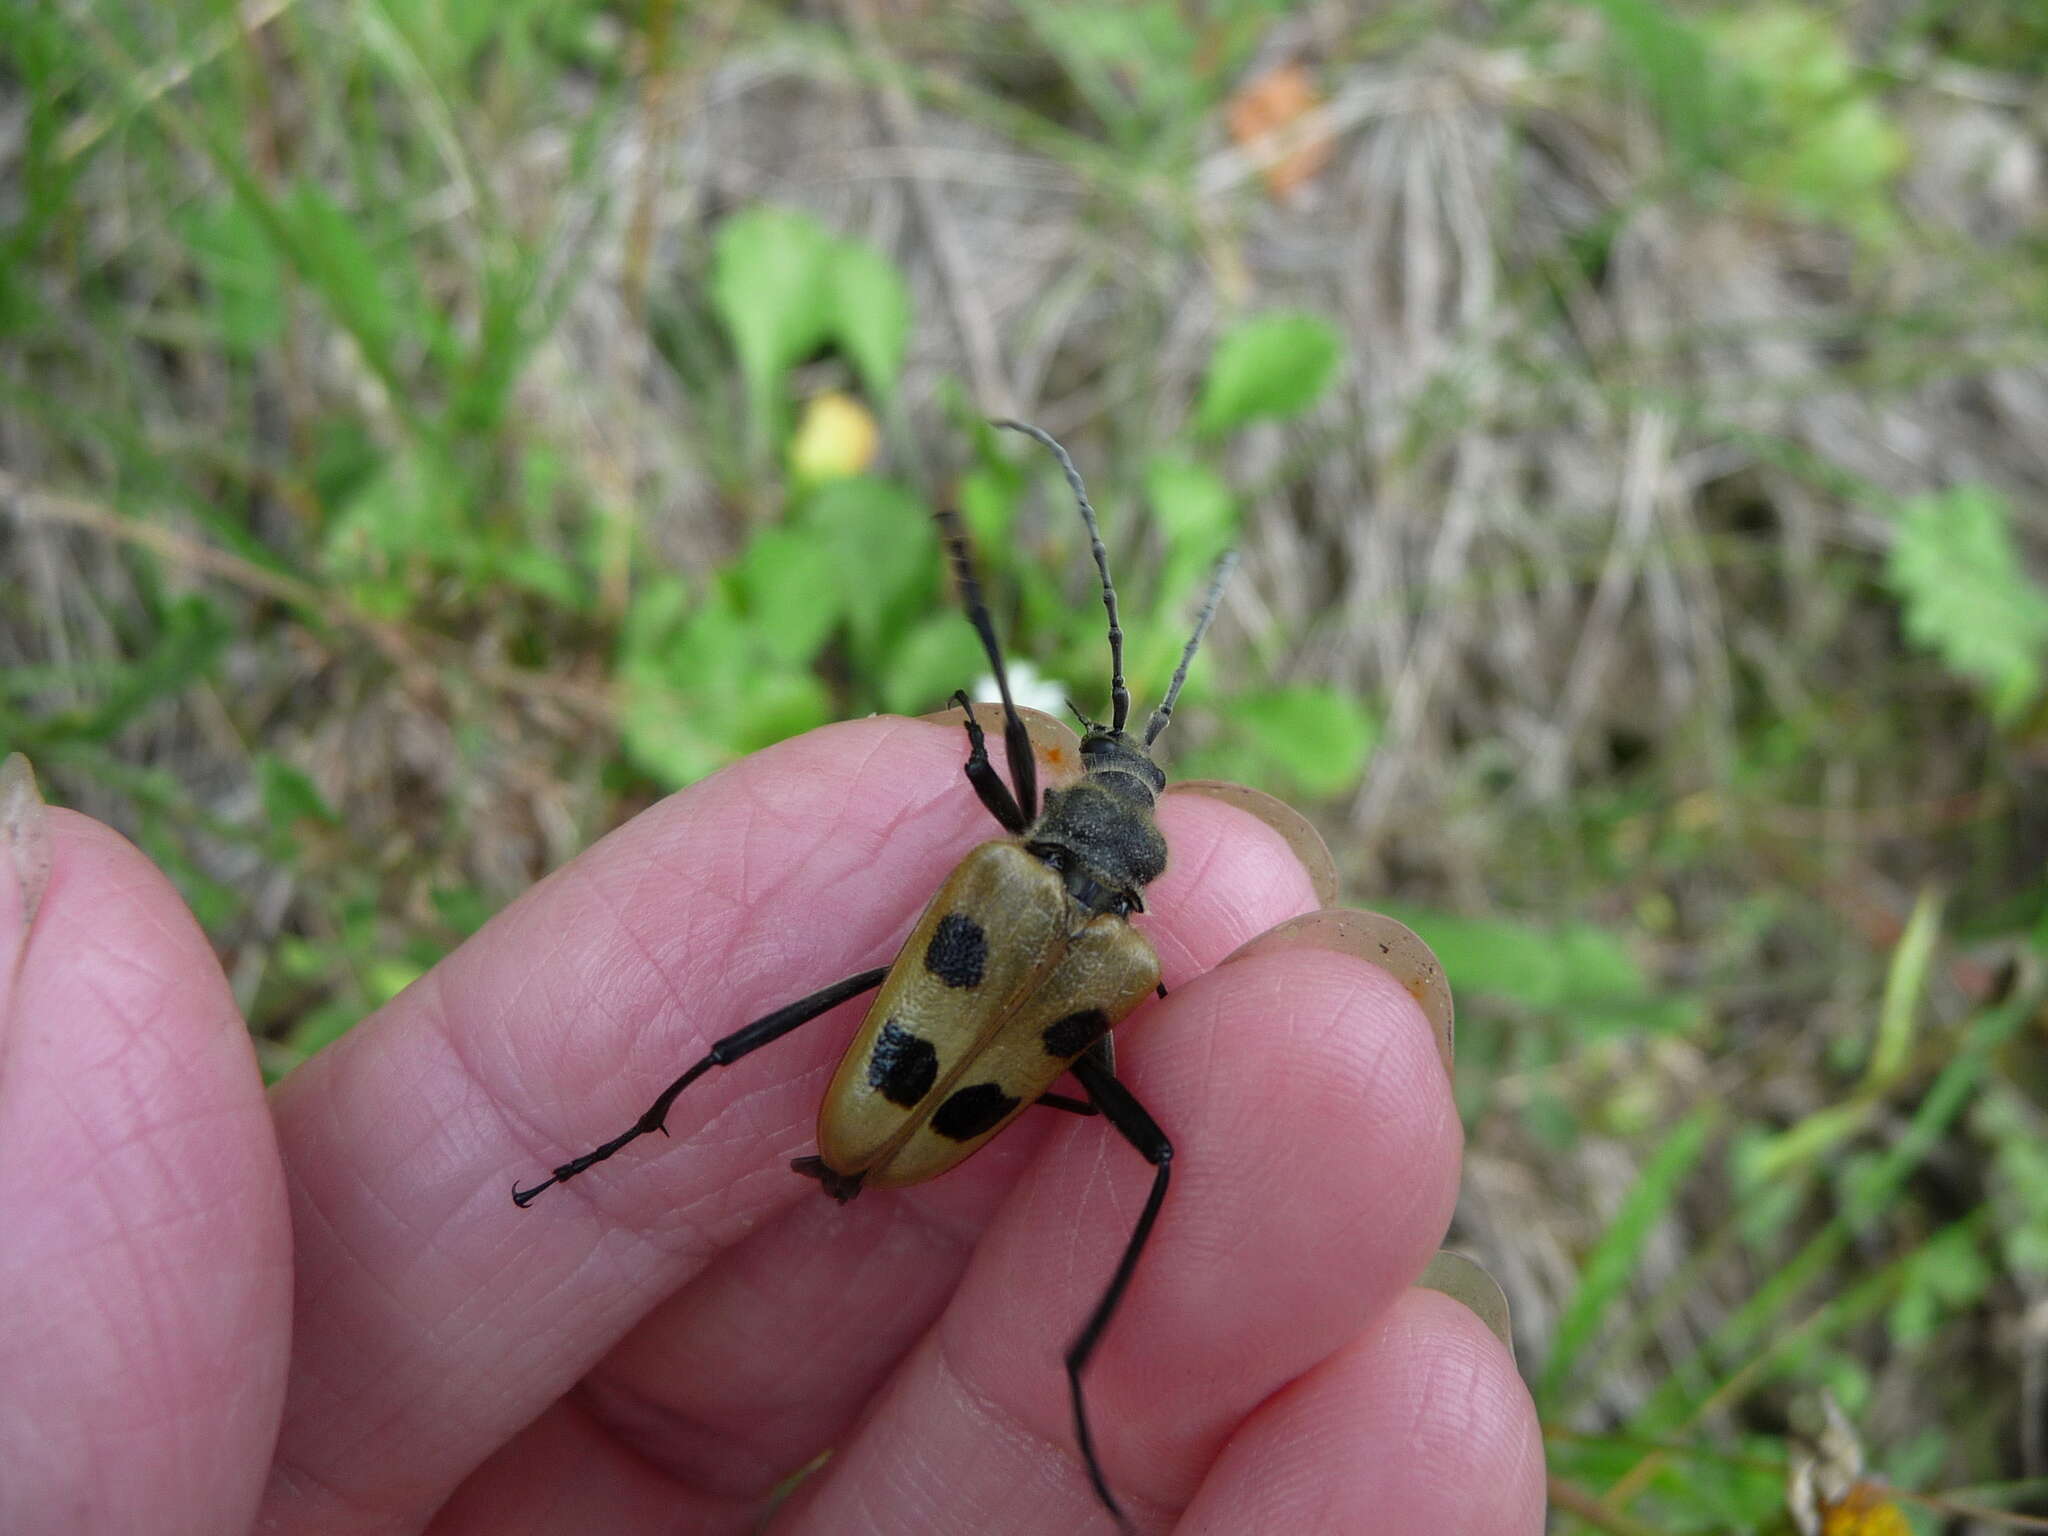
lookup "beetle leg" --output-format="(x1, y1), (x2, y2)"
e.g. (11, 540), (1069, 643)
(789, 1155), (866, 1202)
(951, 689), (1027, 833)
(1039, 1031), (1120, 1116)
(511, 965), (890, 1207)
(1070, 1030), (1117, 1079)
(1064, 1051), (1172, 1533)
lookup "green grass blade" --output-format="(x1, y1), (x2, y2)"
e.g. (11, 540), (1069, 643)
(1539, 1103), (1717, 1411)
(1869, 884), (1941, 1088)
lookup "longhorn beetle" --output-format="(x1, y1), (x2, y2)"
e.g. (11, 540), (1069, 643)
(514, 419), (1235, 1532)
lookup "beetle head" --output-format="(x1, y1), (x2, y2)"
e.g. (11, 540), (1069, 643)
(1078, 727), (1167, 797)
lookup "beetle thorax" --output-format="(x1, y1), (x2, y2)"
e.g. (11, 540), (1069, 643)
(1024, 730), (1169, 914)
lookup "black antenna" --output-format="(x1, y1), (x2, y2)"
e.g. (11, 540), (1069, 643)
(1143, 551), (1236, 747)
(934, 508), (1038, 822)
(991, 419), (1130, 735)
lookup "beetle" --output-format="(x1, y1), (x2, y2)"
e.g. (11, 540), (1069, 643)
(513, 419), (1234, 1532)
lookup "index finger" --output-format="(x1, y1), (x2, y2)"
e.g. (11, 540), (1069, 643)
(259, 714), (1323, 1532)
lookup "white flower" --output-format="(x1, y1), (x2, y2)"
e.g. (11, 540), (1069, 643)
(968, 658), (1067, 718)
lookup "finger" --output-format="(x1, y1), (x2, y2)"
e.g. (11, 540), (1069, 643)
(782, 934), (1461, 1531)
(262, 717), (1322, 1532)
(1166, 779), (1339, 907)
(425, 1397), (752, 1536)
(0, 810), (291, 1536)
(1144, 788), (1328, 980)
(1177, 1287), (1546, 1534)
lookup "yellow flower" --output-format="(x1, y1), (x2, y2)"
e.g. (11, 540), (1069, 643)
(1819, 1484), (1911, 1536)
(791, 392), (879, 482)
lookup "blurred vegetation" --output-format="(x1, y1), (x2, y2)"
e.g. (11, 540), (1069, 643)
(4, 0), (2047, 1530)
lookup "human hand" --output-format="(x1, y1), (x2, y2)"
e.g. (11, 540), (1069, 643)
(0, 718), (1543, 1534)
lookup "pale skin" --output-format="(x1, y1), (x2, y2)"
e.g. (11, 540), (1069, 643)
(0, 716), (1545, 1535)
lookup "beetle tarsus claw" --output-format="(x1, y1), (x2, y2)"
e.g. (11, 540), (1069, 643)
(791, 1154), (866, 1204)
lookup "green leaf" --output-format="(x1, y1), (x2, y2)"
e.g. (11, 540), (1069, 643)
(617, 585), (742, 786)
(1886, 485), (2048, 721)
(182, 198), (285, 352)
(1196, 311), (1342, 435)
(730, 670), (833, 755)
(958, 466), (1018, 553)
(1230, 684), (1375, 799)
(321, 447), (463, 604)
(367, 958), (424, 1007)
(1584, 0), (1721, 169)
(1024, 0), (1207, 149)
(1743, 94), (1906, 242)
(1400, 911), (1565, 1009)
(1708, 7), (1907, 241)
(1888, 1226), (1991, 1346)
(616, 573), (833, 787)
(256, 754), (340, 830)
(827, 237), (912, 401)
(710, 207), (834, 443)
(1143, 457), (1234, 550)
(1143, 455), (1238, 598)
(734, 525), (844, 667)
(1385, 907), (1690, 1038)
(880, 613), (985, 716)
(281, 179), (407, 384)
(710, 209), (915, 442)
(796, 477), (934, 670)
(430, 883), (495, 937)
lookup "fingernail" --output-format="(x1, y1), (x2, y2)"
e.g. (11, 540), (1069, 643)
(1166, 779), (1340, 907)
(1221, 908), (1454, 1077)
(914, 703), (1085, 787)
(1417, 1251), (1515, 1359)
(1, 751), (52, 998)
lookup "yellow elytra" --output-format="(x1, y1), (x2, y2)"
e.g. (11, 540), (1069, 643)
(814, 841), (1160, 1190)
(513, 419), (1235, 1534)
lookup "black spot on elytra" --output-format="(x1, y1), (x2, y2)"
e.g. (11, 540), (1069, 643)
(931, 1081), (1019, 1141)
(924, 913), (987, 989)
(867, 1020), (938, 1107)
(1041, 1008), (1110, 1059)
